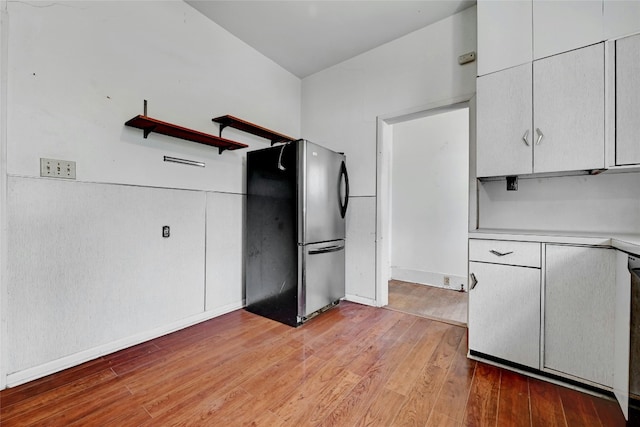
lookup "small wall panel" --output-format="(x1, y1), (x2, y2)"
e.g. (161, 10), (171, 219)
(6, 177), (206, 374)
(205, 192), (244, 312)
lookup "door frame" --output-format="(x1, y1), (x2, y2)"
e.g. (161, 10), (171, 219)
(374, 94), (477, 307)
(0, 5), (9, 389)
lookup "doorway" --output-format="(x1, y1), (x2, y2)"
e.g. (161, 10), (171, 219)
(376, 97), (475, 325)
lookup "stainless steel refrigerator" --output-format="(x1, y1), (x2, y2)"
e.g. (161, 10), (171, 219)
(245, 139), (349, 326)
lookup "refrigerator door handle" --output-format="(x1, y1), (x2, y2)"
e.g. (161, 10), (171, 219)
(309, 244), (345, 255)
(339, 160), (349, 218)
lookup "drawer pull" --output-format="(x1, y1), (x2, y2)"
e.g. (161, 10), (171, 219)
(489, 250), (513, 257)
(470, 273), (478, 290)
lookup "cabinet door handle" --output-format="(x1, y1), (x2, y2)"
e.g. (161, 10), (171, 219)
(470, 273), (478, 290)
(489, 250), (513, 257)
(535, 128), (544, 145)
(522, 130), (530, 146)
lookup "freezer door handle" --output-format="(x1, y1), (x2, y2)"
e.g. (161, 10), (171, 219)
(309, 244), (345, 255)
(339, 160), (349, 218)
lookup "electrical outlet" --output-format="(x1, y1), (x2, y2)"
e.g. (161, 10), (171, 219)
(40, 158), (76, 179)
(443, 276), (450, 286)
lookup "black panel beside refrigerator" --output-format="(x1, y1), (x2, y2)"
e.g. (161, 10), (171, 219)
(245, 139), (348, 327)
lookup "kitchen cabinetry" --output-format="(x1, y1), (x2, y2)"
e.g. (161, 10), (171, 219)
(533, 43), (605, 173)
(604, 0), (640, 40)
(614, 33), (640, 166)
(613, 249), (631, 420)
(477, 43), (605, 177)
(476, 63), (532, 177)
(544, 245), (615, 387)
(477, 0), (532, 76)
(477, 0), (603, 76)
(468, 240), (541, 369)
(532, 0), (603, 61)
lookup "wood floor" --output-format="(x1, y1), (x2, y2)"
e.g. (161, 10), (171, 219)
(0, 302), (628, 426)
(387, 280), (468, 326)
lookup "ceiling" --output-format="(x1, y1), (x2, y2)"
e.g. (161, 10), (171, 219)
(186, 1), (476, 78)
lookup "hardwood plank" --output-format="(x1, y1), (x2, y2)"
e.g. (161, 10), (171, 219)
(385, 319), (450, 396)
(387, 280), (468, 326)
(391, 325), (465, 426)
(68, 405), (152, 426)
(317, 316), (455, 426)
(427, 411), (463, 427)
(353, 316), (444, 426)
(142, 386), (253, 426)
(270, 357), (361, 424)
(355, 387), (407, 427)
(430, 332), (476, 422)
(0, 302), (624, 426)
(0, 369), (118, 423)
(0, 357), (111, 407)
(589, 395), (626, 427)
(558, 386), (601, 427)
(345, 310), (417, 376)
(529, 377), (567, 427)
(140, 338), (303, 418)
(462, 362), (501, 426)
(2, 376), (129, 426)
(497, 370), (531, 427)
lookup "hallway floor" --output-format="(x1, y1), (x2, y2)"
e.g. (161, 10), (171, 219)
(386, 279), (468, 326)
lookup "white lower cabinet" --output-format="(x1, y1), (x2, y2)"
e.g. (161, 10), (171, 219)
(468, 240), (541, 369)
(544, 245), (616, 387)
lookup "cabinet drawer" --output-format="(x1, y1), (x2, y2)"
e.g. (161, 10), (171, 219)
(469, 239), (541, 267)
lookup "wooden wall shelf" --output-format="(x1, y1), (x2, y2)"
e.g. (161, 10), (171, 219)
(125, 115), (248, 154)
(212, 115), (297, 145)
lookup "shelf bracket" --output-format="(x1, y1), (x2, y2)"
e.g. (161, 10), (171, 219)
(143, 126), (156, 139)
(218, 147), (226, 155)
(219, 124), (229, 138)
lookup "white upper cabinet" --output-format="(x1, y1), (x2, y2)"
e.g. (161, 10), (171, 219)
(533, 0), (604, 60)
(477, 63), (533, 177)
(604, 0), (640, 40)
(615, 33), (640, 166)
(477, 43), (605, 177)
(533, 43), (605, 173)
(478, 0), (604, 76)
(477, 0), (533, 76)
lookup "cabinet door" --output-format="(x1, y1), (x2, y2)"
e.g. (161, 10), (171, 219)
(533, 0), (604, 60)
(477, 0), (533, 76)
(616, 33), (640, 166)
(613, 250), (631, 420)
(544, 245), (615, 387)
(468, 261), (541, 369)
(477, 63), (533, 177)
(604, 0), (640, 40)
(533, 43), (605, 174)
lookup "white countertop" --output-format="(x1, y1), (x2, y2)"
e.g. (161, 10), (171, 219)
(470, 229), (640, 255)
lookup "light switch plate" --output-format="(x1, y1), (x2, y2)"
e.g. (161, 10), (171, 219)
(40, 158), (76, 179)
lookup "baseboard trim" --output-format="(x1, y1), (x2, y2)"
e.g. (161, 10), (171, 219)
(6, 301), (243, 388)
(345, 294), (378, 307)
(391, 268), (467, 291)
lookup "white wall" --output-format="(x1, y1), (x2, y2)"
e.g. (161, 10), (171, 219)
(1, 0), (300, 386)
(479, 172), (640, 234)
(301, 6), (477, 302)
(390, 109), (469, 290)
(7, 0), (300, 192)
